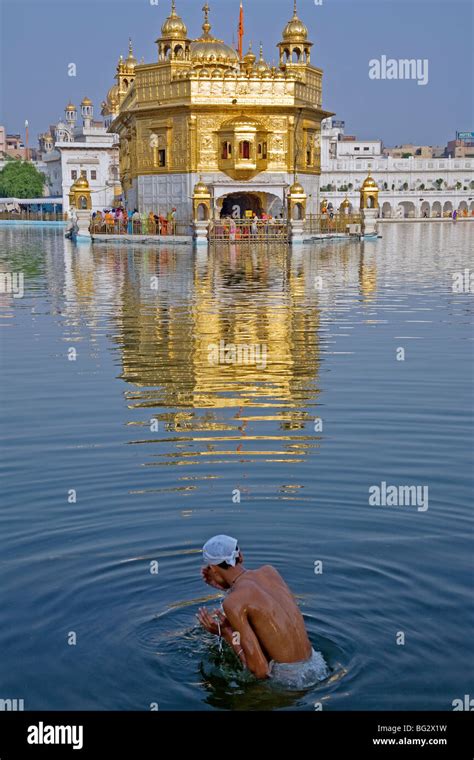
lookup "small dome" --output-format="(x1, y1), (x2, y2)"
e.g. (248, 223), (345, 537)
(123, 39), (137, 71)
(161, 0), (187, 39)
(72, 176), (90, 190)
(108, 84), (119, 104)
(362, 173), (378, 189)
(289, 181), (305, 194)
(340, 196), (351, 209)
(255, 43), (270, 74)
(194, 178), (210, 194)
(199, 68), (211, 77)
(65, 102), (76, 111)
(81, 97), (92, 106)
(282, 2), (308, 41)
(243, 42), (256, 68)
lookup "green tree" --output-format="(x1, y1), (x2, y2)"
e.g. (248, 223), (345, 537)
(0, 160), (46, 198)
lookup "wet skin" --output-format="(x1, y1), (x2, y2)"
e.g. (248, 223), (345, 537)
(198, 563), (312, 680)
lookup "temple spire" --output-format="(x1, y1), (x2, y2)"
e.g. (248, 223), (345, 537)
(202, 3), (211, 35)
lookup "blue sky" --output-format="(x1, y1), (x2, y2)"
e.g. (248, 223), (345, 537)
(0, 0), (472, 147)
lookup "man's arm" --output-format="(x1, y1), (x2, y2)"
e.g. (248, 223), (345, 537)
(223, 601), (270, 680)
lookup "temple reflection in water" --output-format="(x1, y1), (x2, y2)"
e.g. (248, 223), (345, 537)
(56, 239), (379, 467)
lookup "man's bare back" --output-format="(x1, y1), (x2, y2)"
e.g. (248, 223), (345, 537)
(198, 536), (312, 680)
(224, 566), (312, 675)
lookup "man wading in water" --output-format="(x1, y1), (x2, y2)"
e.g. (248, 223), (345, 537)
(197, 535), (328, 689)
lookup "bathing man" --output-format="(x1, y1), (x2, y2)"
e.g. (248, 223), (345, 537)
(197, 535), (327, 687)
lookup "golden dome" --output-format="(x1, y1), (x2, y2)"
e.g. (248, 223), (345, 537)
(123, 38), (137, 70)
(289, 181), (305, 195)
(81, 96), (92, 106)
(65, 102), (76, 111)
(243, 42), (256, 68)
(161, 0), (187, 38)
(194, 177), (210, 194)
(72, 176), (90, 190)
(255, 43), (270, 74)
(340, 196), (351, 209)
(361, 172), (378, 189)
(106, 84), (120, 108)
(190, 4), (239, 68)
(283, 1), (308, 41)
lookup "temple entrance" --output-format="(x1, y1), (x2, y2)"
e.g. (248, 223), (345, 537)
(219, 192), (263, 219)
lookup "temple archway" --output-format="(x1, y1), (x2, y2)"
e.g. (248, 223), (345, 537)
(219, 192), (262, 218)
(217, 191), (283, 219)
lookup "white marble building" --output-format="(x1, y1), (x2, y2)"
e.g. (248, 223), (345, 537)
(321, 119), (474, 218)
(41, 100), (121, 214)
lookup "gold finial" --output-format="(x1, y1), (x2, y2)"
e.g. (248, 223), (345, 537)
(128, 37), (133, 55)
(171, 0), (176, 12)
(202, 3), (211, 35)
(259, 42), (264, 60)
(293, 0), (298, 16)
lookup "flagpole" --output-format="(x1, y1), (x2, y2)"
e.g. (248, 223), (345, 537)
(238, 1), (244, 60)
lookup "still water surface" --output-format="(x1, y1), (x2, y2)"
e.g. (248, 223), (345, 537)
(0, 223), (472, 710)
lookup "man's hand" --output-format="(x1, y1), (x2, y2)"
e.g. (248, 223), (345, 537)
(197, 607), (232, 637)
(201, 566), (226, 590)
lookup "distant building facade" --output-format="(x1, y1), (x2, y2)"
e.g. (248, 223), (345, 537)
(320, 119), (474, 218)
(40, 99), (121, 214)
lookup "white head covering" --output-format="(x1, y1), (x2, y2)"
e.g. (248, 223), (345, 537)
(202, 535), (239, 567)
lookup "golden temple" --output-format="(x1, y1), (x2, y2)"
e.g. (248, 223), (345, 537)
(105, 1), (333, 219)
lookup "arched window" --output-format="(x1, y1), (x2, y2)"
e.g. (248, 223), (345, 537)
(239, 141), (251, 159)
(197, 203), (208, 221)
(79, 196), (88, 210)
(222, 141), (232, 160)
(292, 203), (303, 221)
(292, 48), (301, 63)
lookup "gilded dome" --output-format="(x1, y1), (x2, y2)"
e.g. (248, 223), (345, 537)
(283, 2), (308, 41)
(190, 4), (239, 68)
(361, 173), (378, 189)
(161, 0), (187, 39)
(65, 102), (76, 111)
(123, 39), (137, 70)
(242, 42), (256, 69)
(107, 84), (119, 106)
(194, 177), (210, 195)
(340, 196), (351, 209)
(255, 44), (270, 74)
(81, 97), (92, 106)
(72, 176), (90, 190)
(289, 181), (305, 194)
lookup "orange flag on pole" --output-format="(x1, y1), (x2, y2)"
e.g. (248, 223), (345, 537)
(238, 2), (244, 59)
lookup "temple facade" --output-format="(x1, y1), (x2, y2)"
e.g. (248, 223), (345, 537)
(108, 1), (332, 219)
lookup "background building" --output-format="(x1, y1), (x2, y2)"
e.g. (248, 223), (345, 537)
(320, 119), (474, 218)
(40, 99), (121, 214)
